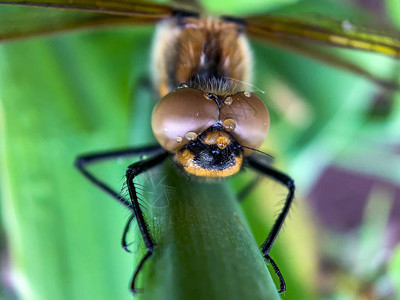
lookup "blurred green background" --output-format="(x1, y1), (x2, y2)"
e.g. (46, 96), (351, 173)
(1, 0), (400, 299)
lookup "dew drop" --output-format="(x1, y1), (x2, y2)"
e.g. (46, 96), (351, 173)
(216, 136), (228, 149)
(185, 131), (198, 141)
(244, 91), (251, 97)
(178, 83), (188, 89)
(176, 136), (183, 143)
(341, 20), (354, 32)
(222, 118), (236, 132)
(224, 96), (233, 105)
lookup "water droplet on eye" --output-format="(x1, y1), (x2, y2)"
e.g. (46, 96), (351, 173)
(185, 131), (198, 141)
(244, 91), (251, 97)
(222, 118), (236, 132)
(216, 136), (228, 149)
(224, 96), (233, 105)
(176, 136), (183, 143)
(178, 83), (188, 89)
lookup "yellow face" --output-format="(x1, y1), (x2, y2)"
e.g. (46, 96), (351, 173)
(176, 130), (243, 177)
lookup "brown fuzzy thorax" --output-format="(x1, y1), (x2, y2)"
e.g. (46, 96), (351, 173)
(152, 16), (253, 97)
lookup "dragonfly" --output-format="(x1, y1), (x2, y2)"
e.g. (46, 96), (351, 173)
(1, 0), (399, 297)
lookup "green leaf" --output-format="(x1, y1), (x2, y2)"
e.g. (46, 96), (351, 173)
(0, 29), (153, 300)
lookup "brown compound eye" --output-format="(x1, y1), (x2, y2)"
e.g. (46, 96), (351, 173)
(220, 91), (270, 151)
(152, 88), (219, 151)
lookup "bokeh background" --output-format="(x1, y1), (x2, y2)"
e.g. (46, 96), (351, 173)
(1, 0), (400, 299)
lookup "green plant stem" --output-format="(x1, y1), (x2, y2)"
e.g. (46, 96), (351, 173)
(139, 163), (280, 300)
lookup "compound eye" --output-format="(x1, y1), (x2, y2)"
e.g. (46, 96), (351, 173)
(152, 88), (219, 151)
(220, 92), (270, 151)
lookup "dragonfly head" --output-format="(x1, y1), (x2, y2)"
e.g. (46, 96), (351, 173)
(151, 86), (270, 177)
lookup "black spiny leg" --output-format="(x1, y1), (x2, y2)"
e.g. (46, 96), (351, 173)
(247, 155), (295, 294)
(122, 213), (136, 253)
(75, 145), (168, 292)
(75, 145), (164, 209)
(125, 151), (169, 294)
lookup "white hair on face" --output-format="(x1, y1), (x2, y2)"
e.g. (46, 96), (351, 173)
(187, 76), (264, 95)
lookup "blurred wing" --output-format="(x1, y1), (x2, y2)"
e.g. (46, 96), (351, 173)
(0, 0), (174, 16)
(265, 37), (399, 90)
(245, 14), (400, 58)
(0, 0), (176, 41)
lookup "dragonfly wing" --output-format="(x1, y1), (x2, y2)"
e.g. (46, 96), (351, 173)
(0, 0), (175, 17)
(0, 0), (176, 41)
(245, 14), (400, 58)
(264, 37), (399, 90)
